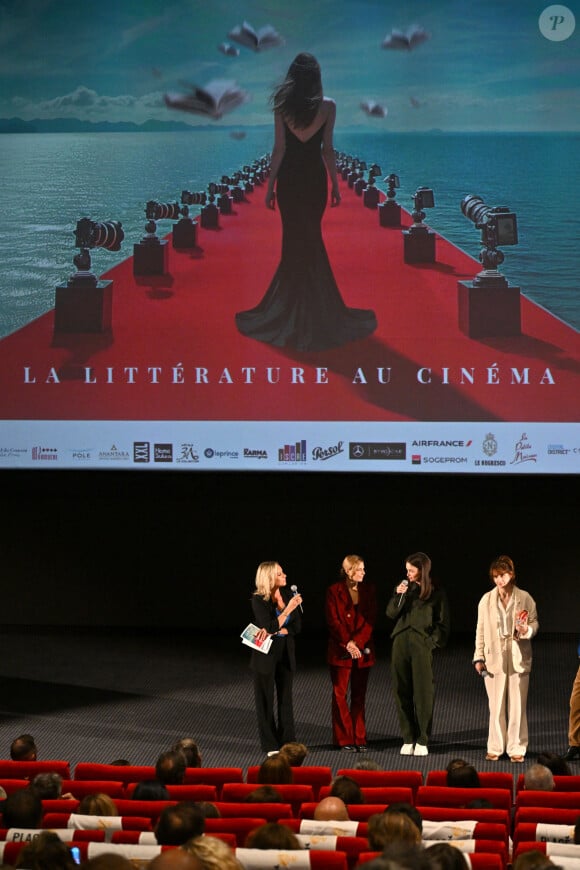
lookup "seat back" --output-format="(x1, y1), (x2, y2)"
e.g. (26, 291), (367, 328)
(0, 761), (71, 780)
(61, 780), (125, 798)
(514, 822), (576, 848)
(235, 848), (347, 869)
(213, 802), (293, 821)
(74, 763), (156, 783)
(336, 769), (423, 798)
(318, 785), (415, 805)
(426, 771), (514, 794)
(246, 766), (332, 799)
(205, 817), (269, 846)
(416, 786), (511, 811)
(299, 803), (390, 822)
(0, 828), (105, 842)
(515, 790), (580, 810)
(220, 783), (314, 815)
(125, 782), (218, 802)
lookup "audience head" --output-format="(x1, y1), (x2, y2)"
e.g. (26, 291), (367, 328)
(425, 842), (469, 870)
(29, 772), (63, 799)
(512, 850), (557, 870)
(313, 795), (349, 821)
(183, 835), (244, 870)
(2, 788), (43, 828)
(330, 774), (363, 804)
(244, 785), (284, 803)
(156, 749), (187, 784)
(355, 759), (383, 771)
(193, 800), (221, 818)
(245, 821), (301, 850)
(148, 851), (204, 870)
(155, 802), (205, 845)
(385, 802), (423, 834)
(446, 759), (481, 789)
(77, 792), (118, 816)
(83, 857), (135, 870)
(172, 738), (202, 768)
(368, 810), (422, 850)
(524, 763), (555, 791)
(537, 750), (571, 776)
(10, 734), (37, 761)
(132, 779), (170, 800)
(14, 830), (75, 870)
(278, 741), (308, 766)
(465, 797), (493, 809)
(257, 753), (293, 784)
(358, 843), (429, 870)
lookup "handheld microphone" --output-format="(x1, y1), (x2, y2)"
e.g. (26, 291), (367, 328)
(341, 647), (371, 659)
(398, 579), (409, 607)
(290, 584), (303, 613)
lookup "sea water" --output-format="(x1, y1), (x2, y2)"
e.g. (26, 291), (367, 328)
(1, 129), (578, 339)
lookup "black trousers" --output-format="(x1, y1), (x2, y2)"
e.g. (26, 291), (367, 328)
(253, 661), (296, 752)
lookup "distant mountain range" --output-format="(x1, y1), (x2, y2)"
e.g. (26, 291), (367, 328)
(0, 117), (254, 133)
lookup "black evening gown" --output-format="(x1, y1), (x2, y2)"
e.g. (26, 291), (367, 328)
(235, 123), (377, 352)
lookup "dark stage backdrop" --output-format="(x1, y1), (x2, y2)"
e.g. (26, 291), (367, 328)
(1, 470), (577, 634)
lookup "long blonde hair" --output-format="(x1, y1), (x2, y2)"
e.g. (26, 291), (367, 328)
(254, 561), (280, 601)
(340, 554), (363, 581)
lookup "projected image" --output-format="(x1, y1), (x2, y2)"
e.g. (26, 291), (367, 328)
(0, 0), (578, 473)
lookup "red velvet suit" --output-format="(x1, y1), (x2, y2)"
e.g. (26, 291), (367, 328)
(325, 580), (377, 747)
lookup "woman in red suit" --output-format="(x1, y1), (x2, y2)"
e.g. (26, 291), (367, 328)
(325, 554), (377, 752)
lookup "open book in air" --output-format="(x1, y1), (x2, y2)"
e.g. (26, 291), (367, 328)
(228, 21), (284, 51)
(164, 80), (250, 120)
(241, 623), (273, 654)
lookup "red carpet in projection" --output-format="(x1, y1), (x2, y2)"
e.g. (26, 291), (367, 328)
(0, 177), (578, 422)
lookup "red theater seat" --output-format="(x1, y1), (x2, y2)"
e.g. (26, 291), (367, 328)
(514, 841), (580, 864)
(426, 771), (514, 794)
(124, 782), (218, 802)
(0, 779), (30, 795)
(515, 790), (580, 810)
(246, 765), (332, 799)
(42, 812), (153, 831)
(513, 822), (577, 848)
(318, 785), (415, 805)
(112, 799), (176, 821)
(416, 786), (512, 811)
(221, 783), (314, 815)
(205, 817), (269, 846)
(0, 761), (71, 780)
(295, 834), (371, 870)
(74, 763), (155, 783)
(358, 852), (503, 870)
(283, 819), (367, 837)
(516, 774), (580, 793)
(0, 828), (106, 842)
(213, 802), (292, 821)
(422, 821), (509, 845)
(234, 848), (348, 869)
(299, 803), (390, 821)
(336, 768), (423, 798)
(417, 806), (511, 836)
(61, 780), (125, 798)
(515, 807), (580, 827)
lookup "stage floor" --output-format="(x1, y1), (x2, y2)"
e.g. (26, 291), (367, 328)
(0, 629), (576, 776)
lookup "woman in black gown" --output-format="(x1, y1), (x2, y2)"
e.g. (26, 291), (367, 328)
(235, 53), (377, 352)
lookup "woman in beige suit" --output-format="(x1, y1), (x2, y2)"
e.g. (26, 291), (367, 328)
(473, 555), (538, 762)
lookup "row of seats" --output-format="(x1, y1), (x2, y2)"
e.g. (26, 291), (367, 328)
(2, 760), (579, 799)
(0, 832), (510, 870)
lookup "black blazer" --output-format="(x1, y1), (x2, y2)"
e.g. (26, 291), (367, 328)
(250, 587), (302, 675)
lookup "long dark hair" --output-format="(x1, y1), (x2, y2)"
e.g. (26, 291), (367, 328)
(406, 551), (433, 601)
(271, 52), (323, 129)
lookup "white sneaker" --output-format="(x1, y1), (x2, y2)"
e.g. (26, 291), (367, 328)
(414, 743), (429, 756)
(400, 743), (414, 755)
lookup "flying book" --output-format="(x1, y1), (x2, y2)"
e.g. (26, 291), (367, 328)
(218, 42), (240, 57)
(382, 25), (430, 50)
(228, 20), (284, 51)
(360, 100), (388, 118)
(163, 79), (250, 120)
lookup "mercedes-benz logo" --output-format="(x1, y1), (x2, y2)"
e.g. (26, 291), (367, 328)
(352, 444), (365, 458)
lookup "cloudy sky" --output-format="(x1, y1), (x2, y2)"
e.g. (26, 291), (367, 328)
(0, 0), (578, 131)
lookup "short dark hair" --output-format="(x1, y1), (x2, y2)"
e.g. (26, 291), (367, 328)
(29, 772), (63, 799)
(155, 803), (205, 845)
(385, 802), (423, 834)
(330, 774), (363, 805)
(2, 788), (43, 828)
(171, 738), (201, 768)
(132, 779), (170, 801)
(155, 749), (187, 785)
(10, 734), (37, 761)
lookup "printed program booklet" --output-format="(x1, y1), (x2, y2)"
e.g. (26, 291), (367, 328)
(241, 623), (273, 654)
